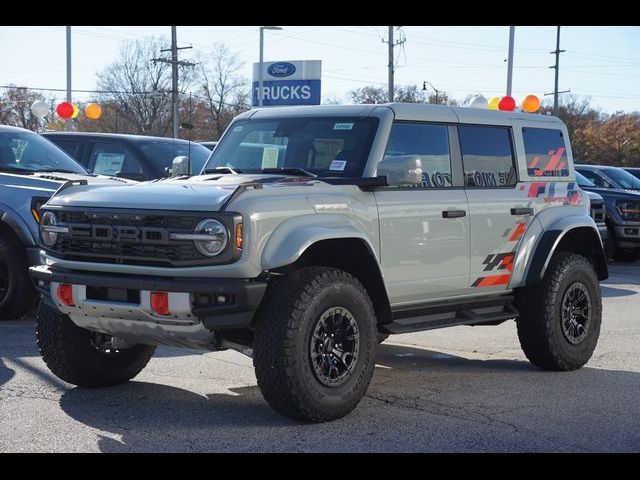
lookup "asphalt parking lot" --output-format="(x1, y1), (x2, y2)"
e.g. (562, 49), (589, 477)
(1, 262), (639, 453)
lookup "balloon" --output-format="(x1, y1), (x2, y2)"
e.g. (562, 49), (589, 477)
(469, 96), (488, 109)
(85, 102), (102, 120)
(522, 94), (541, 113)
(498, 96), (516, 111)
(56, 101), (74, 119)
(30, 100), (48, 119)
(71, 103), (80, 119)
(488, 97), (500, 110)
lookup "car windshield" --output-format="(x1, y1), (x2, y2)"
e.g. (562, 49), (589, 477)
(202, 117), (380, 177)
(0, 131), (87, 174)
(603, 167), (640, 190)
(575, 171), (596, 187)
(138, 140), (211, 175)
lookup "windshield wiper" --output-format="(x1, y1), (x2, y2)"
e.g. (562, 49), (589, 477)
(261, 168), (317, 178)
(202, 167), (242, 174)
(38, 169), (84, 174)
(0, 166), (35, 174)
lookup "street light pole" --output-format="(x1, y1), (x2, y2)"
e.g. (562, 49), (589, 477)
(258, 26), (282, 108)
(423, 81), (441, 105)
(66, 26), (72, 131)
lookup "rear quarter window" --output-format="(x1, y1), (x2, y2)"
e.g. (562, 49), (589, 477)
(522, 127), (569, 177)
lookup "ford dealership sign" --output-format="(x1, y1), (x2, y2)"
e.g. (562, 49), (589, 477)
(253, 60), (321, 107)
(267, 62), (297, 78)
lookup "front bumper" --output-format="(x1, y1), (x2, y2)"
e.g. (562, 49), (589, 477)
(613, 225), (640, 249)
(30, 264), (267, 350)
(26, 247), (44, 267)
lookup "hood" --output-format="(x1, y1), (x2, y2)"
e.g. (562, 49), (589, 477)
(580, 185), (640, 201)
(0, 171), (132, 196)
(584, 191), (603, 202)
(47, 174), (321, 212)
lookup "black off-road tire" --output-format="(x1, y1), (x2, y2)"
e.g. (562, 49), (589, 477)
(253, 267), (377, 423)
(0, 235), (38, 320)
(36, 301), (156, 387)
(515, 252), (601, 371)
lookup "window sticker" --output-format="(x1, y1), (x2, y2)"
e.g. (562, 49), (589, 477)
(261, 146), (279, 168)
(233, 125), (244, 132)
(94, 153), (125, 175)
(333, 122), (354, 131)
(330, 160), (347, 171)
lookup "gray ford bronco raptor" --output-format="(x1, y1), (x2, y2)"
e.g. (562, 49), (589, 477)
(30, 104), (607, 422)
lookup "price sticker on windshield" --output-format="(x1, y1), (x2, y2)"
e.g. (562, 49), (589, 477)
(333, 123), (354, 130)
(261, 147), (279, 168)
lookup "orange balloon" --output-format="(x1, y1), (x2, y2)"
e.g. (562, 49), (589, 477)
(85, 102), (102, 120)
(522, 95), (541, 113)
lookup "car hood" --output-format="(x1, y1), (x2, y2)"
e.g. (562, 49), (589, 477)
(46, 174), (321, 211)
(0, 171), (132, 196)
(580, 185), (640, 201)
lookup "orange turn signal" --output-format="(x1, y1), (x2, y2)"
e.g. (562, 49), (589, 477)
(235, 223), (243, 250)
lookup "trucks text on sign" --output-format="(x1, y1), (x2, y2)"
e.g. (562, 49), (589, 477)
(252, 60), (321, 107)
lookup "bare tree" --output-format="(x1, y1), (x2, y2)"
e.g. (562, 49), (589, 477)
(0, 86), (50, 131)
(348, 84), (455, 105)
(197, 43), (250, 140)
(96, 39), (194, 136)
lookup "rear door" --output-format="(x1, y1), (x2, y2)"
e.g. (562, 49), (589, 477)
(459, 124), (529, 291)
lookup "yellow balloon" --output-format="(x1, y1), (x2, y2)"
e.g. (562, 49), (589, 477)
(85, 102), (102, 120)
(71, 103), (79, 119)
(522, 94), (541, 113)
(488, 97), (500, 110)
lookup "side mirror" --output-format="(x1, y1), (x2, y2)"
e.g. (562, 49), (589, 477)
(169, 156), (190, 176)
(377, 155), (423, 187)
(115, 172), (144, 182)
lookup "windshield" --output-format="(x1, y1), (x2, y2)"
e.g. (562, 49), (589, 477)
(203, 117), (380, 177)
(575, 171), (596, 187)
(0, 131), (86, 174)
(603, 167), (640, 190)
(138, 140), (211, 175)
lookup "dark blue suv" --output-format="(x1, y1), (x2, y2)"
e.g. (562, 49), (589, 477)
(0, 125), (131, 319)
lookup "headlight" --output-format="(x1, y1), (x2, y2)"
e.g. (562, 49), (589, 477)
(193, 219), (228, 256)
(616, 201), (640, 222)
(40, 211), (65, 246)
(170, 218), (228, 257)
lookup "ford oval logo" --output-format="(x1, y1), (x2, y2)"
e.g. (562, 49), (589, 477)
(268, 62), (296, 78)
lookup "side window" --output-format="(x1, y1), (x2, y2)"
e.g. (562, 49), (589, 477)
(88, 142), (143, 176)
(578, 170), (610, 188)
(50, 139), (81, 159)
(384, 122), (452, 188)
(459, 126), (516, 188)
(522, 127), (569, 177)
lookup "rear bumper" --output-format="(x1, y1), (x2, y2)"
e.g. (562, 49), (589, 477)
(30, 264), (267, 349)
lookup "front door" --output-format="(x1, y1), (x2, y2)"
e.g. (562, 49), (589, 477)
(375, 122), (470, 306)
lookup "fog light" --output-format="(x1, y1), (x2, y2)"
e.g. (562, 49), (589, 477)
(57, 284), (75, 306)
(150, 292), (170, 315)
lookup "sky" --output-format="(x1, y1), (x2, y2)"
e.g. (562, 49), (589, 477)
(1, 26), (639, 113)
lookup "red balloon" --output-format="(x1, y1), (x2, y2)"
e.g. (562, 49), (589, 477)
(56, 101), (74, 119)
(498, 96), (516, 112)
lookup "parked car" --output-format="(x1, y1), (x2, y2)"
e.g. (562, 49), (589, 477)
(576, 170), (640, 261)
(42, 132), (212, 180)
(623, 167), (640, 180)
(575, 164), (640, 192)
(198, 141), (218, 151)
(583, 189), (608, 244)
(32, 104), (607, 422)
(0, 125), (132, 319)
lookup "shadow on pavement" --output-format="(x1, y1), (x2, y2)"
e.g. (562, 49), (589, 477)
(0, 357), (15, 387)
(600, 285), (638, 298)
(55, 342), (640, 452)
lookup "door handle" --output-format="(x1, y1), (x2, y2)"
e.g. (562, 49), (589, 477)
(442, 210), (466, 219)
(511, 207), (534, 216)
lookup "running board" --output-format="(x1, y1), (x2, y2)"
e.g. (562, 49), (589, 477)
(381, 295), (518, 335)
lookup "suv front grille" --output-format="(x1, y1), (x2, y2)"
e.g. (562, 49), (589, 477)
(50, 210), (205, 267)
(590, 201), (605, 224)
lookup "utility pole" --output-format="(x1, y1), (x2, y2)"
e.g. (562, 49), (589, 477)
(152, 27), (195, 138)
(383, 26), (405, 103)
(66, 26), (72, 131)
(549, 26), (567, 115)
(506, 26), (515, 97)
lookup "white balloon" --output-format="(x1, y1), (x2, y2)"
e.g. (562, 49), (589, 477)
(469, 96), (488, 109)
(31, 100), (49, 119)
